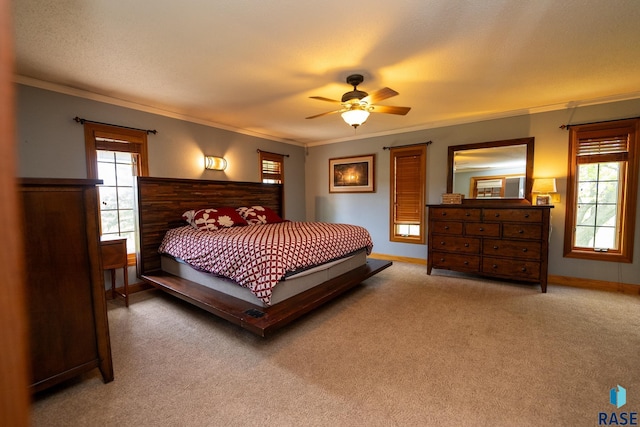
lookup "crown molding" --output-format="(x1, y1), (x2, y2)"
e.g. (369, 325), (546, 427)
(13, 75), (306, 147)
(305, 91), (640, 147)
(15, 75), (640, 149)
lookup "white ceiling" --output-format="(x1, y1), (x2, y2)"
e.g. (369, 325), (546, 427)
(12, 1), (640, 146)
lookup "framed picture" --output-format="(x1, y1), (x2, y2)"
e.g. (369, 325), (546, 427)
(536, 195), (551, 205)
(329, 154), (375, 193)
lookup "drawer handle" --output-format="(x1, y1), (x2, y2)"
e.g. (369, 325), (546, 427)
(521, 267), (527, 272)
(440, 258), (445, 262)
(441, 212), (447, 216)
(494, 213), (500, 217)
(524, 213), (530, 218)
(493, 245), (499, 250)
(518, 229), (524, 234)
(440, 241), (446, 245)
(464, 243), (469, 247)
(522, 248), (528, 252)
(464, 261), (469, 265)
(444, 226), (450, 230)
(492, 264), (498, 269)
(479, 227), (484, 231)
(465, 212), (470, 217)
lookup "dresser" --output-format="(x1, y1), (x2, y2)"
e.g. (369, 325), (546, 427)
(20, 178), (113, 392)
(427, 204), (552, 292)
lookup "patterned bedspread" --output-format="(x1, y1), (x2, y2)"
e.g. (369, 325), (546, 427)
(158, 222), (373, 305)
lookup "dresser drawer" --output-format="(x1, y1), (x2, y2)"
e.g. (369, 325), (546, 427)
(432, 252), (480, 272)
(430, 208), (481, 221)
(483, 239), (541, 260)
(430, 221), (463, 235)
(502, 223), (542, 239)
(483, 208), (542, 222)
(482, 257), (540, 280)
(101, 238), (127, 269)
(432, 236), (480, 254)
(464, 222), (500, 237)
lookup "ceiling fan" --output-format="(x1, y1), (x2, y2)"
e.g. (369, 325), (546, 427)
(306, 74), (411, 128)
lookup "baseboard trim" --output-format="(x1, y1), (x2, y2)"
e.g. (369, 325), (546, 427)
(548, 274), (639, 295)
(370, 254), (639, 296)
(370, 253), (426, 265)
(105, 266), (638, 298)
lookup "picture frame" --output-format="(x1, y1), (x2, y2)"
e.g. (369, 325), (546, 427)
(536, 195), (551, 205)
(329, 154), (375, 193)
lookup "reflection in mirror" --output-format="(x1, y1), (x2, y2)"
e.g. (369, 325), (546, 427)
(447, 138), (534, 203)
(454, 145), (527, 198)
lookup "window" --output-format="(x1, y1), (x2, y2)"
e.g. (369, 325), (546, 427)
(259, 151), (284, 184)
(564, 118), (639, 262)
(390, 144), (426, 244)
(473, 177), (505, 198)
(470, 175), (525, 199)
(95, 150), (136, 250)
(84, 123), (149, 263)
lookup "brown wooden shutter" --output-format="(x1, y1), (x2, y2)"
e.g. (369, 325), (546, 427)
(574, 123), (633, 164)
(389, 144), (426, 244)
(260, 151), (283, 184)
(84, 123), (149, 178)
(394, 151), (422, 223)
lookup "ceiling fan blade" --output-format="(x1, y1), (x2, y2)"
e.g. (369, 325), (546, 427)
(305, 109), (343, 119)
(361, 87), (398, 104)
(309, 96), (341, 103)
(371, 105), (411, 115)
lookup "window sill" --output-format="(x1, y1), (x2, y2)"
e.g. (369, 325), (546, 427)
(563, 249), (632, 263)
(390, 236), (425, 245)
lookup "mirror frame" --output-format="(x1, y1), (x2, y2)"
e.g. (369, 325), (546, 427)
(447, 137), (535, 204)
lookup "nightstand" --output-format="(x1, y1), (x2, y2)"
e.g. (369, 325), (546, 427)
(100, 237), (129, 306)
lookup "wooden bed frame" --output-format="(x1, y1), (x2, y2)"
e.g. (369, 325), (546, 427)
(136, 176), (392, 336)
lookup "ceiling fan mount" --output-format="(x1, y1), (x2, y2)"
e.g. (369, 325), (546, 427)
(345, 73), (364, 87)
(342, 74), (368, 103)
(306, 74), (411, 128)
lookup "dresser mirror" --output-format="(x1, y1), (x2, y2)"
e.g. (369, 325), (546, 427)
(447, 137), (534, 204)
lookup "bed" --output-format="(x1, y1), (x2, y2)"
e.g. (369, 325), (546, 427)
(136, 176), (392, 336)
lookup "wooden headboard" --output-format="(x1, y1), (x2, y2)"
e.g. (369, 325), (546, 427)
(136, 176), (283, 276)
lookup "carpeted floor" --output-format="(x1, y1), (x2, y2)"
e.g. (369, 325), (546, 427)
(31, 262), (639, 426)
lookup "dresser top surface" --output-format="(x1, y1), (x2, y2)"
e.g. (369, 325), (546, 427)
(427, 204), (554, 209)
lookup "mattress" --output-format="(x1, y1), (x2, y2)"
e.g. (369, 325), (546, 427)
(158, 222), (373, 304)
(161, 248), (368, 307)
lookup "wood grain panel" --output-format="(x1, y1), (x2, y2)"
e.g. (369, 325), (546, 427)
(136, 177), (283, 275)
(19, 179), (113, 392)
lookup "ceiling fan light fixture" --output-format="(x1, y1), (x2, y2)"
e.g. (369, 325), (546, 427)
(307, 73), (409, 128)
(341, 109), (370, 128)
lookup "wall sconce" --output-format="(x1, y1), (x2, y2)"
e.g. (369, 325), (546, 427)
(204, 155), (227, 171)
(341, 108), (370, 129)
(532, 178), (557, 205)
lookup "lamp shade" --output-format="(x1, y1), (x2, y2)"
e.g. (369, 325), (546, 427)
(532, 178), (557, 193)
(341, 109), (370, 128)
(204, 155), (227, 171)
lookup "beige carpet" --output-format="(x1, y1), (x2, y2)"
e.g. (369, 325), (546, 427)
(31, 262), (639, 426)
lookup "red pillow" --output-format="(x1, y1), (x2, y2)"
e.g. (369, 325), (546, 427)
(236, 206), (284, 225)
(182, 207), (247, 231)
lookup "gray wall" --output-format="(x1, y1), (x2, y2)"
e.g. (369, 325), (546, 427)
(306, 98), (640, 285)
(16, 84), (640, 285)
(16, 84), (306, 221)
